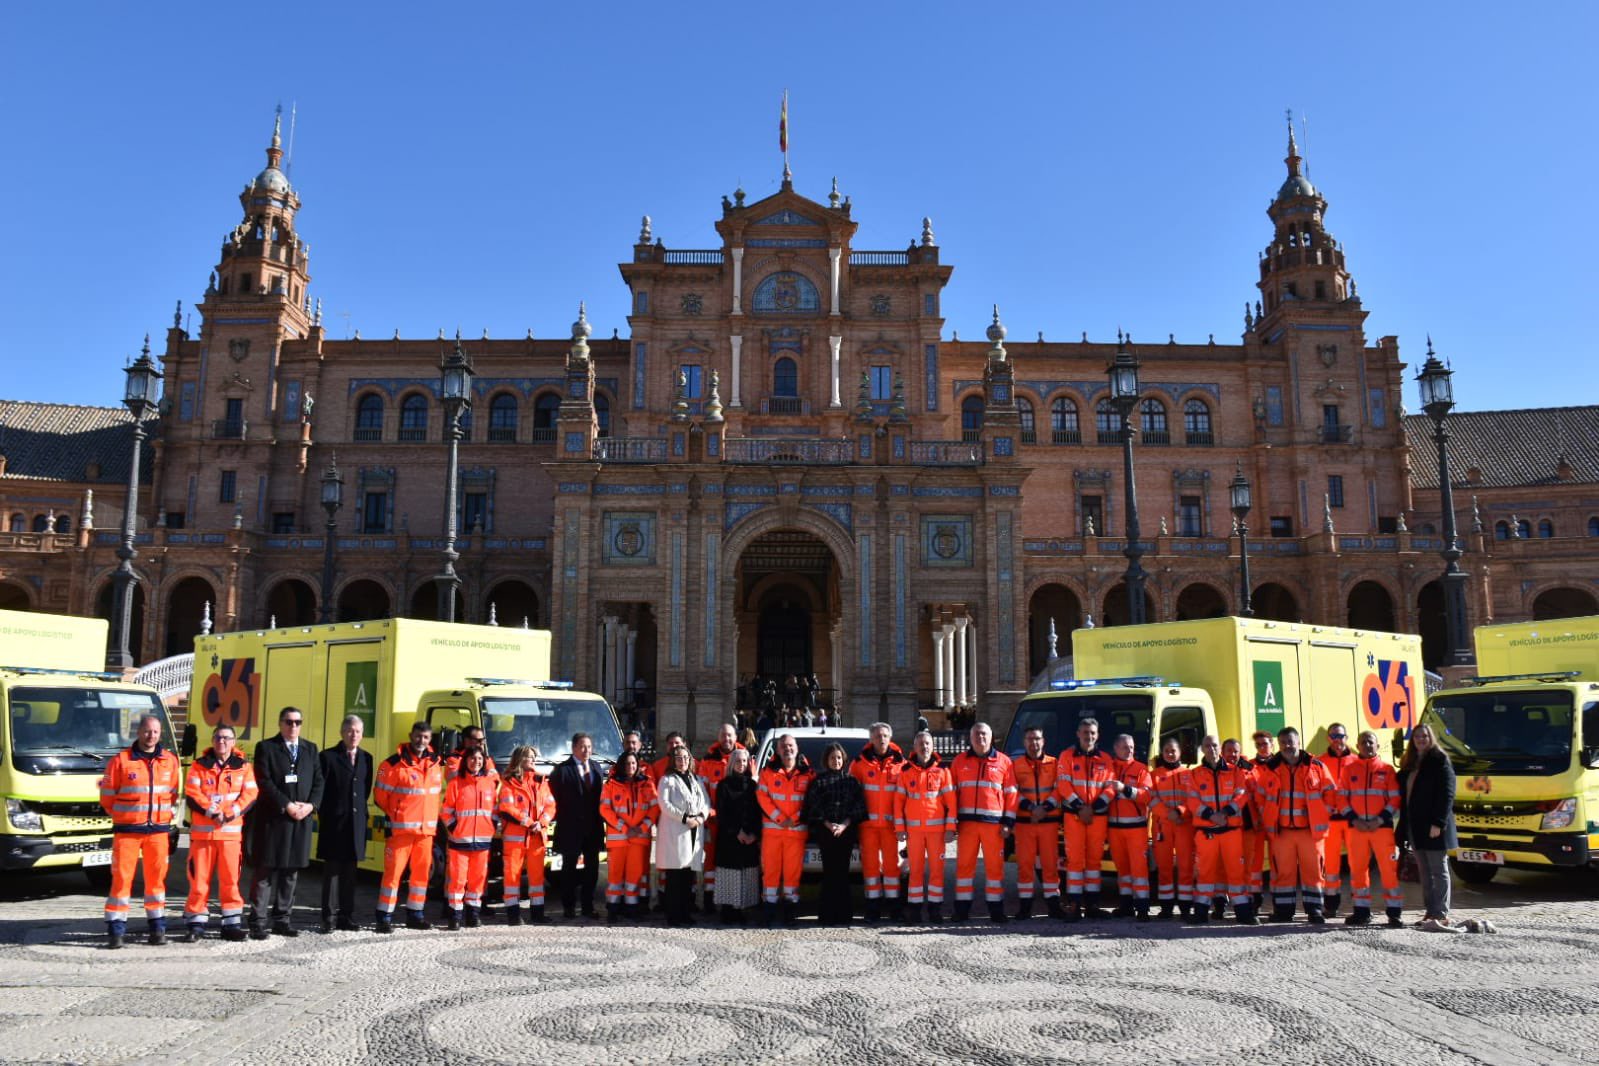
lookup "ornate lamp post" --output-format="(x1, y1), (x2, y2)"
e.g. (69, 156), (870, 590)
(318, 455), (343, 623)
(1417, 338), (1473, 667)
(1107, 332), (1147, 624)
(1230, 464), (1254, 618)
(108, 337), (162, 670)
(437, 335), (474, 622)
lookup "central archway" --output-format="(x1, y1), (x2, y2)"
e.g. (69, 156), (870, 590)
(733, 528), (843, 717)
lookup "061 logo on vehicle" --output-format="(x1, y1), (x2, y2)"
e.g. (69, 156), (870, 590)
(1361, 658), (1417, 731)
(201, 657), (260, 737)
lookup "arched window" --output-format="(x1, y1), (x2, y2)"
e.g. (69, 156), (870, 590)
(1095, 399), (1120, 442)
(960, 395), (984, 442)
(532, 392), (561, 443)
(399, 394), (429, 441)
(488, 394), (518, 442)
(31, 515), (48, 532)
(1017, 398), (1035, 443)
(752, 271), (821, 314)
(354, 394), (384, 440)
(1589, 516), (1599, 537)
(7, 513), (23, 533)
(1051, 398), (1080, 443)
(1183, 399), (1213, 444)
(1494, 520), (1510, 540)
(1516, 518), (1532, 539)
(1538, 519), (1554, 539)
(773, 357), (798, 397)
(1140, 398), (1169, 443)
(595, 392), (611, 439)
(53, 514), (71, 534)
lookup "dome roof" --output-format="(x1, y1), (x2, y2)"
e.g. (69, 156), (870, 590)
(1277, 173), (1317, 201)
(253, 166), (291, 195)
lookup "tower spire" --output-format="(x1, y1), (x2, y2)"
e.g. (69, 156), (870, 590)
(1285, 108), (1302, 178)
(266, 106), (285, 171)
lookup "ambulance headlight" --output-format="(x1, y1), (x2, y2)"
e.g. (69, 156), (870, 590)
(1538, 798), (1577, 831)
(6, 798), (43, 832)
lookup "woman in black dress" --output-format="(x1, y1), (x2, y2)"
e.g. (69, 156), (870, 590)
(803, 742), (867, 926)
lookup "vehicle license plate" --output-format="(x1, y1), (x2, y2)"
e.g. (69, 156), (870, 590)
(82, 851), (113, 867)
(1456, 849), (1503, 865)
(804, 847), (820, 865)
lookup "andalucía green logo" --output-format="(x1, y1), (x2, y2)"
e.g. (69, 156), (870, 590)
(345, 661), (378, 732)
(1252, 660), (1286, 733)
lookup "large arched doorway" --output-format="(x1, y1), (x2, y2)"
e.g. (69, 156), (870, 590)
(338, 579), (391, 622)
(485, 580), (540, 628)
(1175, 583), (1228, 620)
(1028, 583), (1083, 678)
(165, 576), (216, 656)
(1532, 587), (1599, 620)
(409, 581), (463, 622)
(734, 529), (841, 714)
(1416, 581), (1446, 671)
(264, 578), (317, 628)
(96, 579), (146, 662)
(1347, 580), (1397, 631)
(0, 581), (32, 611)
(1252, 582), (1300, 623)
(1101, 582), (1157, 627)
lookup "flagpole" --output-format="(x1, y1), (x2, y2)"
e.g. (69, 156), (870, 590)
(780, 89), (791, 184)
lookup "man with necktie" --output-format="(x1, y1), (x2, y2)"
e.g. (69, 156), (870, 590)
(551, 732), (605, 920)
(247, 706), (324, 939)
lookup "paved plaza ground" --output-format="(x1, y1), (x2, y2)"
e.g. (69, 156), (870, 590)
(1, 858), (1596, 1066)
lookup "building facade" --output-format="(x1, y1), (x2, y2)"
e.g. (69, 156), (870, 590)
(3, 117), (1597, 740)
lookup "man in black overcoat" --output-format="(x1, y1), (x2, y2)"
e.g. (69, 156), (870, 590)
(248, 705), (325, 937)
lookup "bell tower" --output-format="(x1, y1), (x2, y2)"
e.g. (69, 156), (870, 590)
(1254, 114), (1356, 331)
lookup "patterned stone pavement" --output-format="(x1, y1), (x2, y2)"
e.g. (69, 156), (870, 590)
(1, 862), (1596, 1066)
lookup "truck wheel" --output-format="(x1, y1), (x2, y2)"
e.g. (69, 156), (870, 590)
(84, 866), (113, 893)
(1452, 860), (1497, 885)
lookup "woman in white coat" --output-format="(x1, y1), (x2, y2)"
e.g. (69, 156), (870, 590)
(656, 745), (712, 927)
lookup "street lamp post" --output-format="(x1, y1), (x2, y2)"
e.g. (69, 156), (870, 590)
(1417, 338), (1473, 668)
(318, 456), (343, 623)
(107, 336), (162, 670)
(1230, 464), (1254, 618)
(437, 335), (474, 623)
(1107, 332), (1147, 624)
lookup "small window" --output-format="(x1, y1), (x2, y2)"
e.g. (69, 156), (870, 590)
(1051, 398), (1080, 444)
(31, 514), (48, 533)
(1081, 494), (1105, 536)
(1018, 398), (1036, 444)
(361, 492), (388, 534)
(1178, 495), (1203, 537)
(960, 395), (983, 442)
(271, 512), (295, 534)
(681, 365), (703, 400)
(1095, 399), (1119, 441)
(869, 365), (892, 401)
(462, 492), (488, 534)
(53, 514), (70, 533)
(595, 393), (611, 438)
(923, 294), (936, 315)
(532, 393), (561, 443)
(1183, 399), (1212, 443)
(1495, 521), (1510, 541)
(355, 394), (384, 440)
(1270, 516), (1294, 538)
(634, 291), (649, 314)
(774, 358), (799, 398)
(1589, 517), (1599, 537)
(165, 512), (186, 530)
(1314, 280), (1326, 300)
(1140, 399), (1168, 433)
(1537, 519), (1554, 539)
(1517, 518), (1531, 539)
(1327, 475), (1345, 509)
(1377, 516), (1399, 534)
(488, 394), (518, 443)
(399, 394), (429, 442)
(7, 513), (23, 533)
(220, 470), (237, 503)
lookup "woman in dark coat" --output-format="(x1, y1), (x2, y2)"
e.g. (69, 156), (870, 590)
(803, 742), (868, 926)
(712, 747), (762, 924)
(1397, 722), (1458, 928)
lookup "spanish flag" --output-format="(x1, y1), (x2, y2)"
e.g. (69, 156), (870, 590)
(779, 90), (788, 154)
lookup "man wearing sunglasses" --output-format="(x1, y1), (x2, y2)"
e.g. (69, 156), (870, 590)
(248, 706), (325, 939)
(1315, 723), (1358, 918)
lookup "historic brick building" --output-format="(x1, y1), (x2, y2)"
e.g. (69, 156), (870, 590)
(3, 117), (1597, 739)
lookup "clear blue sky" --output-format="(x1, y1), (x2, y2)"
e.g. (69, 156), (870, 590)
(2, 2), (1593, 413)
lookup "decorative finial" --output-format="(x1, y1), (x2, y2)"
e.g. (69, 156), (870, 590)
(1323, 494), (1335, 534)
(272, 104), (283, 149)
(1085, 514), (1096, 537)
(1047, 617), (1059, 661)
(270, 614), (277, 630)
(734, 186), (745, 206)
(890, 373), (908, 422)
(522, 616), (531, 629)
(173, 301), (183, 330)
(82, 489), (94, 529)
(671, 368), (690, 422)
(829, 177), (840, 208)
(200, 601), (213, 636)
(488, 603), (499, 626)
(352, 329), (361, 341)
(1083, 613), (1096, 630)
(394, 328), (401, 340)
(1426, 334), (1435, 358)
(1471, 495), (1483, 534)
(856, 369), (873, 422)
(986, 304), (1007, 345)
(921, 216), (935, 247)
(207, 271), (217, 295)
(573, 301), (592, 340)
(313, 298), (322, 325)
(705, 369), (725, 423)
(1396, 511), (1408, 533)
(1244, 302), (1255, 331)
(639, 215), (652, 243)
(481, 327), (489, 340)
(1159, 515), (1169, 536)
(1509, 513), (1523, 538)
(141, 333), (151, 359)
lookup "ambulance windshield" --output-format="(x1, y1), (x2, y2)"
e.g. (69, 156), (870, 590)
(1005, 693), (1154, 761)
(8, 686), (173, 770)
(1421, 690), (1574, 776)
(480, 696), (623, 767)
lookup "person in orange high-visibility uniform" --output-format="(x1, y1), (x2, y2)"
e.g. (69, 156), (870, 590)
(498, 744), (556, 925)
(183, 725), (259, 942)
(697, 723), (745, 913)
(850, 722), (907, 923)
(98, 713), (182, 949)
(1315, 722), (1357, 918)
(949, 722), (1018, 923)
(1186, 735), (1256, 924)
(1256, 726), (1340, 923)
(1107, 734), (1155, 921)
(441, 746), (499, 929)
(1242, 731), (1274, 906)
(444, 724), (498, 781)
(372, 721), (446, 932)
(1338, 729), (1405, 927)
(1011, 726), (1063, 919)
(895, 730), (957, 923)
(1054, 717), (1116, 921)
(1150, 737), (1195, 919)
(600, 750), (658, 921)
(757, 734), (814, 927)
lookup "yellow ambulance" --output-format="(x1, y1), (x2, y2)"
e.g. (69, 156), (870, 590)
(1420, 615), (1599, 883)
(190, 618), (621, 870)
(0, 609), (179, 886)
(1007, 616), (1424, 763)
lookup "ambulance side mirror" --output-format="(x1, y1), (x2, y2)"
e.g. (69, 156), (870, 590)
(1581, 747), (1599, 770)
(180, 723), (197, 759)
(439, 727), (459, 756)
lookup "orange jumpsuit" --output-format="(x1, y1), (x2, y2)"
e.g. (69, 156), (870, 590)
(1012, 752), (1062, 901)
(1107, 756), (1155, 909)
(758, 757), (815, 904)
(600, 770), (658, 908)
(895, 755), (957, 907)
(1150, 759), (1195, 908)
(1256, 754), (1339, 918)
(1186, 758), (1251, 913)
(183, 749), (258, 929)
(851, 742), (907, 903)
(1241, 757), (1268, 896)
(98, 744), (182, 933)
(949, 748), (1018, 906)
(1316, 746), (1357, 913)
(498, 771), (556, 913)
(1338, 755), (1403, 916)
(696, 742), (745, 899)
(442, 767), (499, 917)
(445, 748), (498, 780)
(373, 745), (445, 921)
(1054, 746), (1116, 902)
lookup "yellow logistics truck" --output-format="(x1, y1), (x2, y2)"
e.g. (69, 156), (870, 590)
(190, 618), (622, 871)
(1, 610), (179, 885)
(1420, 615), (1599, 883)
(1006, 617), (1424, 763)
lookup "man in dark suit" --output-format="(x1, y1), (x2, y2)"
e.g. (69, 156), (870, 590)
(248, 706), (325, 938)
(550, 732), (604, 920)
(317, 713), (374, 932)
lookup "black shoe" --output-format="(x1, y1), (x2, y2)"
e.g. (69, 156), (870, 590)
(1325, 894), (1341, 919)
(106, 933), (124, 950)
(507, 907), (523, 926)
(926, 904), (945, 924)
(1112, 901), (1135, 919)
(1385, 910), (1404, 928)
(1046, 897), (1065, 920)
(1061, 901), (1082, 923)
(374, 919), (394, 935)
(147, 927), (167, 946)
(702, 892), (715, 915)
(987, 902), (1008, 924)
(445, 912), (461, 931)
(1013, 896), (1035, 920)
(220, 925), (248, 942)
(607, 907), (623, 925)
(270, 922), (299, 938)
(1345, 907), (1372, 927)
(183, 925), (202, 943)
(248, 926), (270, 941)
(1271, 906), (1294, 923)
(581, 906), (599, 919)
(1176, 903), (1192, 921)
(319, 920), (334, 935)
(1193, 907), (1210, 924)
(529, 906), (550, 925)
(720, 905), (737, 926)
(780, 901), (799, 928)
(463, 907), (480, 929)
(763, 901), (777, 929)
(864, 899), (882, 925)
(1307, 909), (1326, 925)
(336, 918), (361, 932)
(1135, 905), (1151, 922)
(953, 901), (972, 922)
(1235, 902), (1261, 926)
(1157, 902), (1174, 919)
(403, 912), (433, 931)
(1210, 901), (1226, 921)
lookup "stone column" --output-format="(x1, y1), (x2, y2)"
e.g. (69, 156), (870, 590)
(729, 334), (743, 408)
(932, 625), (946, 710)
(599, 616), (616, 703)
(828, 247), (841, 315)
(731, 247), (744, 315)
(944, 621), (958, 714)
(612, 623), (628, 710)
(965, 619), (978, 707)
(828, 335), (843, 408)
(625, 629), (638, 698)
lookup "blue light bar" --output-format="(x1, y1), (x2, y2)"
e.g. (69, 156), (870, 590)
(467, 677), (574, 689)
(1049, 675), (1171, 691)
(2, 665), (125, 682)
